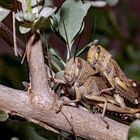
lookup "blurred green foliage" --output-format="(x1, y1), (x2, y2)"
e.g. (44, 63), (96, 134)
(128, 120), (140, 140)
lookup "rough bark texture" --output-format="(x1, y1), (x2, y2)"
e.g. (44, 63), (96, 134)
(0, 32), (129, 140)
(0, 85), (129, 140)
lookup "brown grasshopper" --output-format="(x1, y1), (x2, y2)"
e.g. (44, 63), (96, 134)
(87, 44), (139, 107)
(57, 57), (140, 128)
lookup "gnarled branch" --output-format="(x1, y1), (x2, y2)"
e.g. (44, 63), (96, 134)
(0, 84), (128, 140)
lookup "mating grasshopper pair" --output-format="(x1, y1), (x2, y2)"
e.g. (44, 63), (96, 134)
(57, 43), (140, 128)
(87, 44), (139, 107)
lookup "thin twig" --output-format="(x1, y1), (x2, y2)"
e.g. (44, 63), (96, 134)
(12, 11), (18, 56)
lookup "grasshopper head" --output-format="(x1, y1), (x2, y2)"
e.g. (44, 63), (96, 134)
(87, 45), (101, 67)
(64, 57), (82, 86)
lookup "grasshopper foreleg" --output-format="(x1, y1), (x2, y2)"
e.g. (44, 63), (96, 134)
(56, 84), (82, 113)
(63, 84), (82, 104)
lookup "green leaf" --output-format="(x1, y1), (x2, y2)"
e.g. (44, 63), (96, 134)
(0, 110), (9, 122)
(128, 120), (140, 140)
(52, 0), (91, 48)
(19, 25), (31, 34)
(23, 12), (36, 22)
(16, 6), (56, 34)
(50, 48), (66, 67)
(45, 48), (65, 71)
(39, 6), (56, 18)
(30, 0), (43, 7)
(130, 137), (140, 140)
(106, 0), (119, 6)
(55, 70), (64, 80)
(15, 12), (36, 22)
(50, 13), (60, 32)
(85, 1), (106, 7)
(50, 57), (62, 72)
(10, 137), (20, 140)
(32, 6), (56, 32)
(0, 6), (10, 21)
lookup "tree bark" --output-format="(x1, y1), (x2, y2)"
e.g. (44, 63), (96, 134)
(0, 32), (129, 140)
(0, 84), (129, 140)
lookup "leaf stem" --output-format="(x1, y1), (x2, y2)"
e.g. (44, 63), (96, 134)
(26, 0), (32, 13)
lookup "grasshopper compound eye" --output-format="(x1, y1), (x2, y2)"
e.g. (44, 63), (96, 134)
(96, 46), (101, 54)
(93, 46), (101, 63)
(77, 58), (82, 69)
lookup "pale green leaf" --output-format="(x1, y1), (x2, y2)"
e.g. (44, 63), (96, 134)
(23, 12), (36, 22)
(50, 48), (66, 67)
(32, 7), (56, 32)
(15, 11), (36, 22)
(85, 1), (107, 7)
(19, 25), (31, 34)
(11, 137), (20, 140)
(106, 0), (119, 6)
(128, 120), (140, 140)
(55, 71), (64, 80)
(30, 0), (43, 7)
(0, 110), (9, 122)
(53, 0), (91, 48)
(0, 6), (10, 21)
(39, 6), (56, 18)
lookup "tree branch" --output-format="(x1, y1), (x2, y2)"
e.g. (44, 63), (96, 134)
(27, 32), (54, 107)
(0, 84), (129, 140)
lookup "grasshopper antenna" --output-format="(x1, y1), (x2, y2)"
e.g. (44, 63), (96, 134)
(92, 15), (97, 45)
(61, 16), (71, 61)
(94, 24), (114, 46)
(74, 34), (82, 60)
(73, 21), (84, 59)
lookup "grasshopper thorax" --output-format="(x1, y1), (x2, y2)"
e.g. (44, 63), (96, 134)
(87, 45), (112, 70)
(64, 57), (82, 86)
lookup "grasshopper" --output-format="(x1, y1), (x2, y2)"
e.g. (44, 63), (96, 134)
(87, 44), (139, 107)
(57, 57), (140, 128)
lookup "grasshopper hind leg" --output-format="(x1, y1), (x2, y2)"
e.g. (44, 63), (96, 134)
(99, 87), (114, 95)
(101, 100), (109, 129)
(98, 77), (115, 95)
